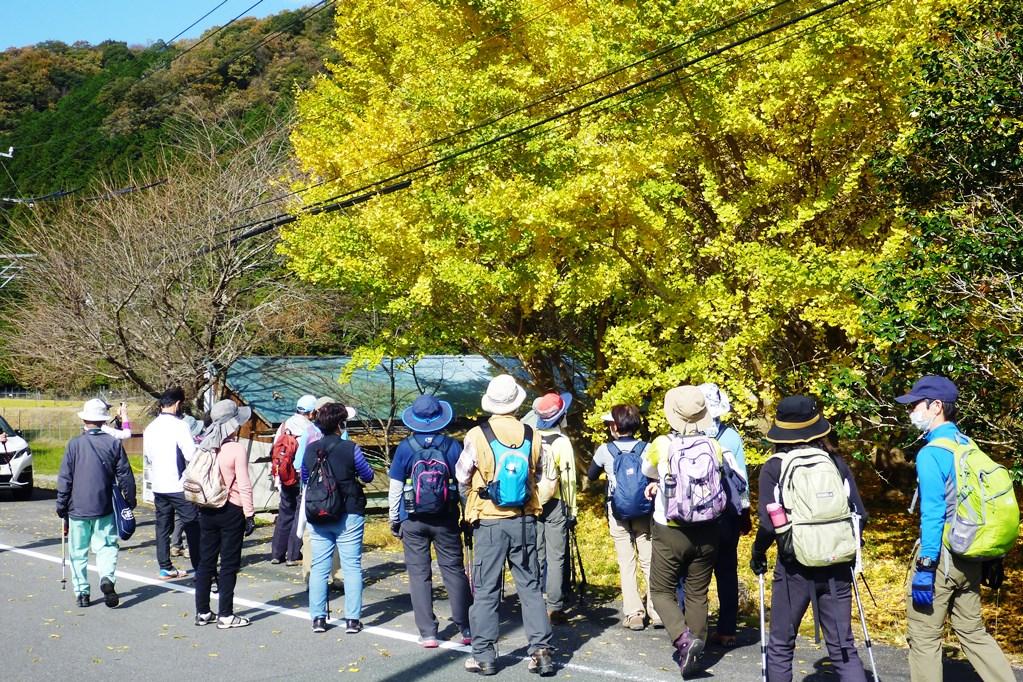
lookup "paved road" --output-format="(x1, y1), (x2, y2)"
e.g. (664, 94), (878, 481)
(1, 489), (1017, 681)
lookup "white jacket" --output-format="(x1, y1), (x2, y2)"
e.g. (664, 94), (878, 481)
(143, 413), (197, 494)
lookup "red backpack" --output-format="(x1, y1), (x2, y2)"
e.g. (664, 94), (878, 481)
(270, 429), (300, 487)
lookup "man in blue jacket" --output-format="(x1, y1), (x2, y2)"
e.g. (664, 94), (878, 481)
(897, 375), (1013, 681)
(56, 400), (137, 609)
(388, 395), (471, 648)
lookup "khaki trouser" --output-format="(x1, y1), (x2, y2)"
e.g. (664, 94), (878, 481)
(906, 547), (1014, 682)
(607, 508), (658, 622)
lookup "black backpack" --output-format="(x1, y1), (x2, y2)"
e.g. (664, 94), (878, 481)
(305, 444), (344, 524)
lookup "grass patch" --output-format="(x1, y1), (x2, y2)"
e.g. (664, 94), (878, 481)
(30, 438), (142, 476)
(0, 398), (81, 408)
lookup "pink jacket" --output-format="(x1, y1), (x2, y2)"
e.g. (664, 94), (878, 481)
(218, 441), (254, 517)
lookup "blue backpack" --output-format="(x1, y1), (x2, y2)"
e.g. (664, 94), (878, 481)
(403, 436), (456, 516)
(479, 421), (533, 508)
(609, 441), (653, 520)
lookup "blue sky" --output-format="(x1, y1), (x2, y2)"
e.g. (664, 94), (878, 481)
(0, 1), (315, 50)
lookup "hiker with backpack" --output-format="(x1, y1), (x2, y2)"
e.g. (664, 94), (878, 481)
(191, 399), (256, 629)
(270, 394), (317, 567)
(387, 394), (472, 648)
(455, 374), (556, 676)
(642, 385), (739, 679)
(56, 399), (137, 608)
(143, 387), (202, 581)
(587, 403), (661, 630)
(526, 391), (577, 625)
(748, 395), (869, 682)
(699, 383), (751, 648)
(303, 401), (374, 634)
(897, 376), (1017, 682)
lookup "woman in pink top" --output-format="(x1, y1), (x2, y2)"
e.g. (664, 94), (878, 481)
(194, 399), (255, 629)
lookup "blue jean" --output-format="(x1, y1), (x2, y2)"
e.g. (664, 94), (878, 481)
(309, 513), (365, 620)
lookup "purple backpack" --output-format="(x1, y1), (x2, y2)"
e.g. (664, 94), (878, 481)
(664, 434), (726, 524)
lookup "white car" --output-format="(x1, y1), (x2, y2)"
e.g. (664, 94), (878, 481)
(0, 415), (32, 500)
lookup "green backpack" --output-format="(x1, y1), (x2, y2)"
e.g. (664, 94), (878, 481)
(932, 435), (1020, 560)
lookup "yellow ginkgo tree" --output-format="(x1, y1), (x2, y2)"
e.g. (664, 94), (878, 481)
(282, 0), (946, 437)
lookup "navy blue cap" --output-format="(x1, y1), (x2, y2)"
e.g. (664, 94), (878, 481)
(895, 375), (959, 404)
(401, 394), (454, 433)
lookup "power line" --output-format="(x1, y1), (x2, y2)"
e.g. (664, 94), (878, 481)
(164, 0), (234, 46)
(211, 0), (877, 251)
(169, 0), (269, 65)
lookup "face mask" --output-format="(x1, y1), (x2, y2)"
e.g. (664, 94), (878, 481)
(910, 407), (934, 433)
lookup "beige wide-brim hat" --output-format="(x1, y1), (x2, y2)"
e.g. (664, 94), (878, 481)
(78, 398), (112, 423)
(664, 385), (715, 435)
(481, 374), (527, 415)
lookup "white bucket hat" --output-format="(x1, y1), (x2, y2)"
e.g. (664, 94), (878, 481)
(698, 382), (732, 419)
(481, 374), (527, 415)
(79, 398), (112, 423)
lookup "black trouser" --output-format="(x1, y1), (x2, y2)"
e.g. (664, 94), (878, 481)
(767, 561), (866, 682)
(155, 492), (200, 572)
(401, 515), (472, 638)
(649, 520), (718, 644)
(271, 483), (302, 562)
(195, 502), (245, 617)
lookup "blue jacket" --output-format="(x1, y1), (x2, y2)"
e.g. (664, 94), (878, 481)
(916, 422), (959, 562)
(56, 429), (137, 520)
(388, 433), (462, 522)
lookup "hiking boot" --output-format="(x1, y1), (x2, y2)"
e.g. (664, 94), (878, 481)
(216, 615), (251, 629)
(345, 619), (363, 634)
(76, 593), (90, 608)
(623, 612), (646, 631)
(170, 546), (184, 558)
(312, 616), (327, 633)
(464, 657), (497, 676)
(674, 630), (705, 679)
(418, 635), (439, 648)
(195, 611), (216, 627)
(100, 577), (119, 608)
(528, 648), (555, 676)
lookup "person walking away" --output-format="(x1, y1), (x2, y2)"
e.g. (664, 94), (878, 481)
(587, 403), (660, 630)
(143, 387), (200, 580)
(305, 402), (373, 634)
(527, 392), (577, 625)
(456, 374), (555, 676)
(56, 399), (137, 608)
(748, 395), (868, 682)
(896, 376), (1016, 682)
(172, 415), (205, 560)
(271, 394), (317, 566)
(388, 394), (471, 648)
(192, 399), (256, 628)
(642, 386), (739, 679)
(698, 383), (751, 647)
(301, 396), (351, 588)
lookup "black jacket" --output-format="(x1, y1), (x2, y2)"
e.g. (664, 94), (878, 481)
(303, 434), (367, 517)
(56, 429), (137, 520)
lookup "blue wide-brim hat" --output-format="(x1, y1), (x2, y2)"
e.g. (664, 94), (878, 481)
(534, 392), (573, 429)
(401, 394), (454, 433)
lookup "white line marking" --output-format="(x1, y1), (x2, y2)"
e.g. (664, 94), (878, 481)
(0, 541), (661, 681)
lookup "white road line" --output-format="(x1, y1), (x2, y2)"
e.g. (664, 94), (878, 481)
(0, 540), (661, 681)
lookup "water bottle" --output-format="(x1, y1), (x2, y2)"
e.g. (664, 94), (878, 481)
(663, 473), (676, 501)
(766, 503), (789, 528)
(403, 478), (416, 515)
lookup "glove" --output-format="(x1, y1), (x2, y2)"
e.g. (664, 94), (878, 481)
(56, 507), (68, 520)
(460, 521), (473, 550)
(566, 516), (577, 531)
(390, 521), (402, 539)
(749, 551), (768, 576)
(738, 508), (752, 536)
(982, 558), (1005, 590)
(244, 517), (256, 537)
(911, 566), (936, 609)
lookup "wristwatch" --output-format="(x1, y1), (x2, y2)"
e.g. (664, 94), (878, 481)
(916, 556), (936, 570)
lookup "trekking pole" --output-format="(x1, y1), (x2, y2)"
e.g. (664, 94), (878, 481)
(860, 572), (878, 609)
(571, 527), (587, 587)
(60, 518), (68, 591)
(758, 572), (767, 682)
(850, 567), (880, 682)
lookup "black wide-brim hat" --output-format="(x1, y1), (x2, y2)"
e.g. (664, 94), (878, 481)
(766, 395), (832, 444)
